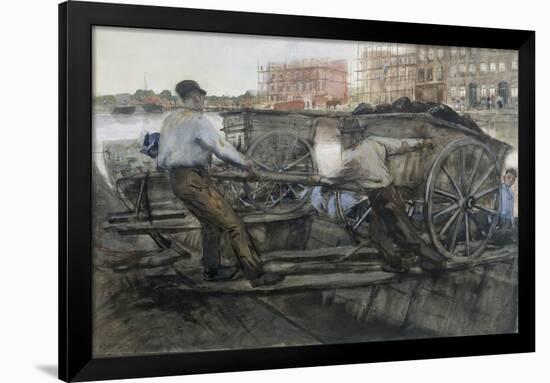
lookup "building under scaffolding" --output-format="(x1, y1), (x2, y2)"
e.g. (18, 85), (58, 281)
(355, 43), (417, 105)
(257, 58), (348, 108)
(356, 43), (518, 108)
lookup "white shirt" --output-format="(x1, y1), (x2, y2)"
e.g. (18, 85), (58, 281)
(328, 136), (423, 190)
(157, 109), (248, 170)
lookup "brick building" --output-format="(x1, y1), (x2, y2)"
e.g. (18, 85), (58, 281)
(258, 58), (349, 108)
(357, 44), (518, 109)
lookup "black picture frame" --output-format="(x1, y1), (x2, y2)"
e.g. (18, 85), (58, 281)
(59, 1), (535, 381)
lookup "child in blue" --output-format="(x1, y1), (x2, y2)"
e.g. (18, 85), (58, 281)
(499, 168), (517, 228)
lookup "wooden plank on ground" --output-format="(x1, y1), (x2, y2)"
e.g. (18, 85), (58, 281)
(173, 245), (517, 295)
(104, 209), (315, 235)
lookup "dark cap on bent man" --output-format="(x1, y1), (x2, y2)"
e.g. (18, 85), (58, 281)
(176, 80), (207, 99)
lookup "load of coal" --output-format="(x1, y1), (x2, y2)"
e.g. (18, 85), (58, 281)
(351, 97), (482, 133)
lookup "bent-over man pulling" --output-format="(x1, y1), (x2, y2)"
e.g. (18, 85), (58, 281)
(327, 135), (446, 273)
(157, 80), (284, 287)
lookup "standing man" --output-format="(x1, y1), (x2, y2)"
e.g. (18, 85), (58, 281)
(157, 80), (284, 287)
(326, 135), (445, 273)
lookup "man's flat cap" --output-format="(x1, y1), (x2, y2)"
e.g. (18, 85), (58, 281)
(175, 80), (206, 98)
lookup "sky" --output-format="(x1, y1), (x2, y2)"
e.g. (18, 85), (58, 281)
(92, 26), (365, 96)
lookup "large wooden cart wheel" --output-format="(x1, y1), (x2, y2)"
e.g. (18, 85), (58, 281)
(245, 130), (318, 214)
(425, 137), (501, 264)
(335, 189), (371, 241)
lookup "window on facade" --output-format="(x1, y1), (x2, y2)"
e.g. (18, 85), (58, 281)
(450, 86), (457, 98)
(419, 49), (426, 62)
(459, 64), (466, 73)
(459, 86), (466, 98)
(511, 60), (518, 70)
(459, 47), (467, 58)
(427, 67), (433, 81)
(451, 47), (458, 58)
(428, 49), (435, 61)
(480, 62), (488, 72)
(436, 67), (443, 81)
(489, 86), (496, 96)
(499, 62), (506, 72)
(490, 62), (497, 72)
(408, 68), (415, 79)
(450, 66), (457, 77)
(469, 64), (476, 73)
(279, 73), (284, 80)
(511, 87), (518, 97)
(418, 68), (425, 82)
(437, 49), (444, 59)
(481, 85), (488, 97)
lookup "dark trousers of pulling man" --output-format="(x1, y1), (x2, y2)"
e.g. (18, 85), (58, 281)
(169, 166), (284, 287)
(367, 184), (445, 273)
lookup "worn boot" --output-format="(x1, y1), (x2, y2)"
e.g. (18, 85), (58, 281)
(249, 272), (285, 287)
(203, 266), (240, 281)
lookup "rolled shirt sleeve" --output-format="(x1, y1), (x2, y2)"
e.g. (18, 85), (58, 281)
(368, 136), (424, 156)
(195, 116), (249, 170)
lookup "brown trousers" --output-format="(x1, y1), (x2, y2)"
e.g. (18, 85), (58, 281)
(169, 167), (264, 279)
(368, 184), (443, 268)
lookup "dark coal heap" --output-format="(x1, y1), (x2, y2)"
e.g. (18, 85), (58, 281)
(351, 97), (482, 133)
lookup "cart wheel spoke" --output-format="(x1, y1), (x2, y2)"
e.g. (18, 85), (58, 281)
(281, 137), (299, 169)
(252, 181), (273, 197)
(442, 165), (463, 198)
(435, 188), (459, 202)
(448, 210), (464, 253)
(283, 152), (311, 171)
(470, 164), (496, 195)
(288, 184), (301, 198)
(472, 204), (498, 216)
(260, 140), (278, 169)
(344, 197), (369, 212)
(461, 147), (467, 191)
(352, 207), (371, 230)
(464, 212), (470, 256)
(433, 202), (459, 221)
(467, 148), (483, 194)
(473, 185), (499, 200)
(438, 208), (461, 236)
(251, 158), (273, 172)
(264, 183), (277, 206)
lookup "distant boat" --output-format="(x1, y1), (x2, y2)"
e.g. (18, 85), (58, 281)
(142, 103), (164, 113)
(112, 105), (136, 115)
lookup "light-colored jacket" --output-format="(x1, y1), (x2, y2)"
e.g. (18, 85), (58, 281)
(328, 136), (424, 190)
(157, 109), (248, 170)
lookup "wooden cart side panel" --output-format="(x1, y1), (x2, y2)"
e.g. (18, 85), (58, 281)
(223, 110), (319, 154)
